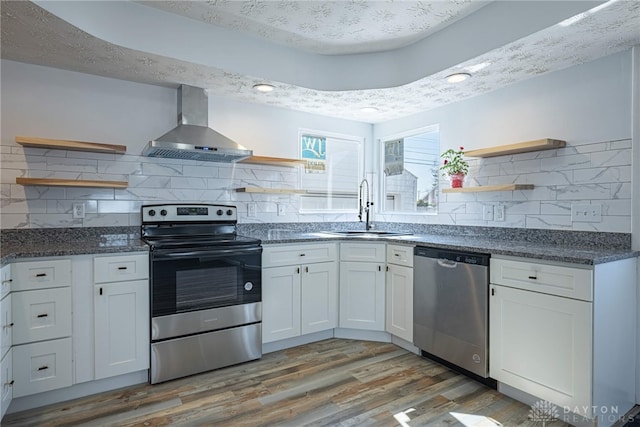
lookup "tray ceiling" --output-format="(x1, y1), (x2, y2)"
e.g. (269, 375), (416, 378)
(1, 1), (639, 123)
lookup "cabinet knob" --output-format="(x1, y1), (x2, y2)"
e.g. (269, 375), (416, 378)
(3, 322), (13, 329)
(296, 267), (300, 274)
(4, 380), (14, 387)
(300, 253), (306, 257)
(305, 266), (309, 273)
(1, 279), (12, 284)
(386, 266), (389, 271)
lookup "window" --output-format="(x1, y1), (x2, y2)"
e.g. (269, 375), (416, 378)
(298, 129), (364, 213)
(380, 125), (440, 214)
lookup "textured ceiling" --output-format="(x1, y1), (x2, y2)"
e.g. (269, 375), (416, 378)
(1, 1), (640, 124)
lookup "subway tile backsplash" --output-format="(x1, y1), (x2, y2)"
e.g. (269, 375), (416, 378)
(0, 137), (632, 232)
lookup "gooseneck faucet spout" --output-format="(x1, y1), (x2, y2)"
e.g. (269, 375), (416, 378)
(358, 178), (373, 231)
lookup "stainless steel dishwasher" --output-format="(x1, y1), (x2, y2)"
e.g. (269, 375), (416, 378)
(413, 246), (491, 379)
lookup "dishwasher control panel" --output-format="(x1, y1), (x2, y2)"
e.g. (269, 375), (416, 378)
(414, 247), (490, 266)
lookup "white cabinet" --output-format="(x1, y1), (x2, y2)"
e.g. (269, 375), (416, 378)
(94, 254), (149, 379)
(339, 243), (386, 331)
(262, 243), (337, 343)
(490, 256), (637, 425)
(490, 283), (591, 412)
(385, 244), (414, 342)
(11, 259), (72, 398)
(0, 348), (13, 419)
(0, 294), (11, 360)
(1, 264), (11, 300)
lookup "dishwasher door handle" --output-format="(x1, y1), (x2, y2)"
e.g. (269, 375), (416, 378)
(437, 259), (458, 268)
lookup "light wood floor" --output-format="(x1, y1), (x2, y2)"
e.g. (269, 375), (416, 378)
(3, 339), (569, 426)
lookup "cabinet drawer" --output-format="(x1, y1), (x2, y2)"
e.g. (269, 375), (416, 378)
(490, 257), (593, 301)
(12, 259), (71, 291)
(94, 253), (149, 284)
(1, 348), (12, 419)
(340, 243), (386, 263)
(12, 288), (72, 344)
(1, 294), (11, 359)
(263, 243), (337, 267)
(12, 337), (72, 398)
(386, 244), (414, 267)
(1, 264), (11, 300)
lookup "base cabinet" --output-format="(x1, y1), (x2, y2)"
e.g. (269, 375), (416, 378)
(385, 263), (413, 342)
(0, 349), (12, 419)
(94, 280), (149, 379)
(262, 243), (338, 344)
(490, 284), (592, 412)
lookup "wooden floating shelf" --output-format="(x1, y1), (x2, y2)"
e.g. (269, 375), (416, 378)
(239, 156), (306, 167)
(16, 178), (128, 189)
(16, 136), (127, 154)
(442, 184), (534, 193)
(235, 187), (306, 194)
(464, 139), (566, 158)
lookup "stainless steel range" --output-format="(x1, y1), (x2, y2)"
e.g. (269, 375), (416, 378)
(141, 203), (262, 384)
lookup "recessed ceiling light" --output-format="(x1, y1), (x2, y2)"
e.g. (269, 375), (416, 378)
(446, 73), (471, 83)
(360, 106), (379, 113)
(253, 83), (275, 93)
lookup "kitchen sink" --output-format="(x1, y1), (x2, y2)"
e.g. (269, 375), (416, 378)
(321, 230), (412, 237)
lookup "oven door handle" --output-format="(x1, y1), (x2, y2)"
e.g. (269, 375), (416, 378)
(152, 245), (262, 260)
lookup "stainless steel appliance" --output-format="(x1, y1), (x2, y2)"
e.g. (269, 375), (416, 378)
(141, 203), (262, 384)
(413, 247), (490, 379)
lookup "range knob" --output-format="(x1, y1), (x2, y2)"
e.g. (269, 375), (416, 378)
(226, 209), (233, 216)
(160, 209), (168, 216)
(148, 209), (156, 217)
(217, 209), (223, 216)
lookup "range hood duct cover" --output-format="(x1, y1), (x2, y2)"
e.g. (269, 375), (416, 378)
(143, 85), (252, 162)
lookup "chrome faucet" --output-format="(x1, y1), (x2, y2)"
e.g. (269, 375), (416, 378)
(358, 178), (373, 231)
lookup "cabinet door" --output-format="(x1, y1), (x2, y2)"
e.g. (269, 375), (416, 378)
(262, 266), (301, 343)
(94, 280), (149, 380)
(0, 294), (11, 360)
(301, 262), (338, 335)
(385, 264), (413, 342)
(339, 261), (385, 331)
(0, 348), (12, 420)
(490, 285), (592, 415)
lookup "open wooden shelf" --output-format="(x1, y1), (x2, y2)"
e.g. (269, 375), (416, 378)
(442, 184), (534, 193)
(239, 156), (306, 167)
(16, 136), (127, 154)
(16, 178), (128, 189)
(464, 139), (565, 158)
(235, 187), (306, 194)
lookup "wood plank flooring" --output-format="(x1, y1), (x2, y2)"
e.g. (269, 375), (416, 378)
(3, 339), (569, 426)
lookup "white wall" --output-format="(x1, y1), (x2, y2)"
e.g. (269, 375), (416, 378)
(374, 50), (633, 232)
(0, 60), (372, 228)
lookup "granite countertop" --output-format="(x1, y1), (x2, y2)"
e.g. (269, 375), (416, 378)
(1, 226), (638, 266)
(243, 230), (639, 266)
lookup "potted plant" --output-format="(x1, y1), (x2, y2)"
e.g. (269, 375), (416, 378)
(440, 146), (469, 188)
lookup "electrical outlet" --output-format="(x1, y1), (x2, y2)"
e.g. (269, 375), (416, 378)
(247, 203), (257, 218)
(495, 205), (505, 222)
(571, 203), (602, 222)
(72, 203), (85, 219)
(482, 205), (494, 221)
(277, 203), (285, 216)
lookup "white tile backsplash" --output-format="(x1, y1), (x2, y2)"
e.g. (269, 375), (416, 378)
(0, 137), (633, 232)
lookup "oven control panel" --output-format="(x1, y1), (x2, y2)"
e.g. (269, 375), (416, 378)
(142, 204), (237, 222)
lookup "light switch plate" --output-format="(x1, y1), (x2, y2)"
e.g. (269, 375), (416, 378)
(277, 203), (285, 216)
(571, 203), (602, 222)
(495, 205), (505, 222)
(247, 203), (257, 218)
(482, 205), (494, 221)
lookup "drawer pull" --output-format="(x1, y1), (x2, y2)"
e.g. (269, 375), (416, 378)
(1, 279), (12, 284)
(3, 322), (13, 328)
(117, 266), (128, 270)
(37, 366), (49, 371)
(296, 267), (300, 274)
(37, 313), (49, 318)
(378, 265), (382, 271)
(305, 266), (309, 273)
(35, 273), (47, 277)
(528, 275), (538, 280)
(394, 253), (400, 257)
(300, 253), (306, 257)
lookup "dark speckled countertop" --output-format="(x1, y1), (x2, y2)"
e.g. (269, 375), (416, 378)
(1, 224), (638, 266)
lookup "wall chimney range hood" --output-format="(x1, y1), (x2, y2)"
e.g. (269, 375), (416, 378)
(143, 85), (252, 162)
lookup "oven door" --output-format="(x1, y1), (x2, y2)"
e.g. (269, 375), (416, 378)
(150, 244), (262, 318)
